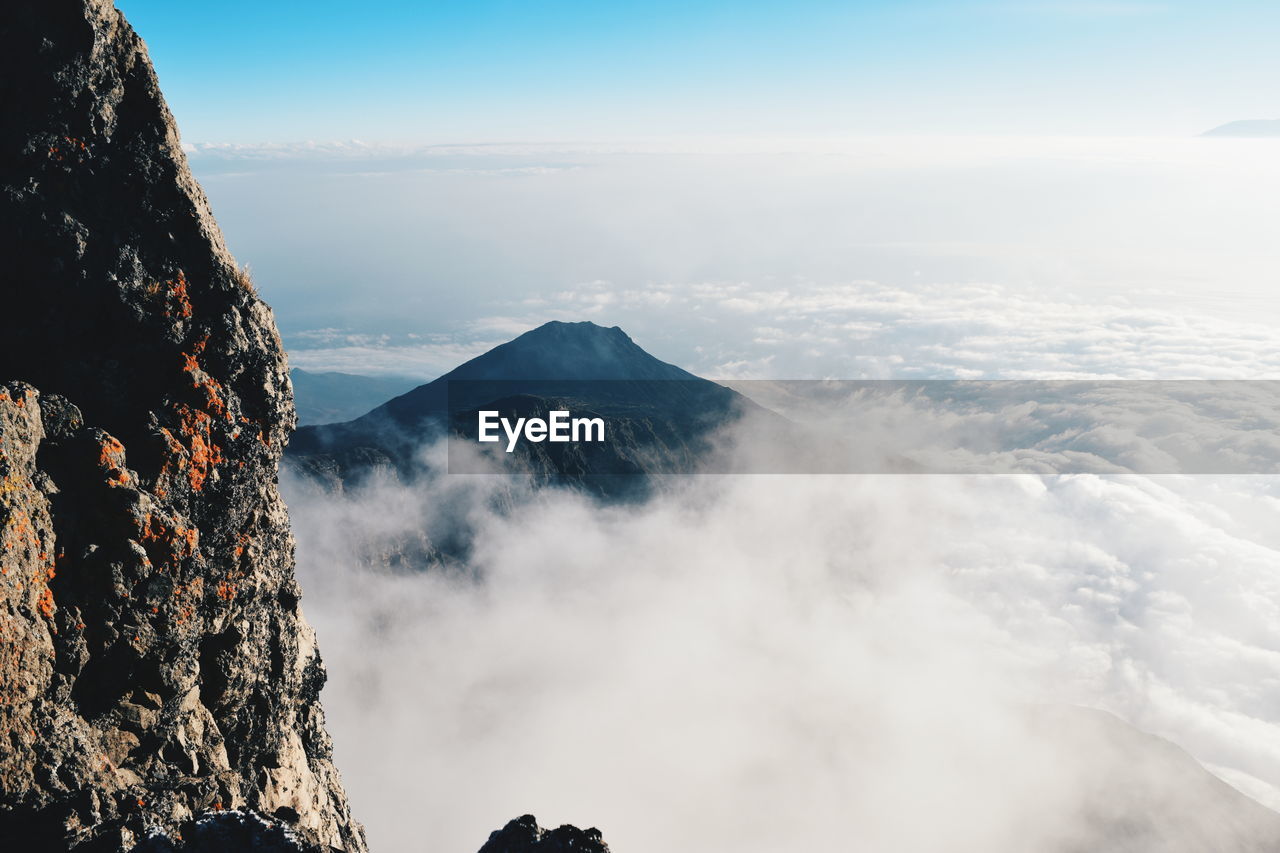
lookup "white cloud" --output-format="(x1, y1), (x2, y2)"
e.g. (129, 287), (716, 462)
(286, 415), (1280, 851)
(288, 466), (1280, 850)
(289, 280), (1280, 382)
(286, 340), (495, 379)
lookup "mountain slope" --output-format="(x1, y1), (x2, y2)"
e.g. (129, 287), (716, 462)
(1030, 706), (1280, 852)
(1202, 119), (1280, 137)
(288, 321), (761, 492)
(0, 2), (364, 849)
(336, 320), (716, 429)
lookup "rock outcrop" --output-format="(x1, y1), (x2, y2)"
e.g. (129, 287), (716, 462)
(478, 816), (610, 853)
(0, 2), (365, 850)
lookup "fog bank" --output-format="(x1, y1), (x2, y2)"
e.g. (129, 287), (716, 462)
(284, 423), (1280, 851)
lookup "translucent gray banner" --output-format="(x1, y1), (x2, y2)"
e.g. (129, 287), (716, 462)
(444, 380), (1280, 475)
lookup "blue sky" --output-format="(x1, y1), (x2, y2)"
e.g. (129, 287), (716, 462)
(115, 0), (1277, 141)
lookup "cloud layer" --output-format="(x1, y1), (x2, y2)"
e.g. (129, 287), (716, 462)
(285, 427), (1280, 851)
(252, 135), (1280, 850)
(186, 136), (1280, 374)
(287, 280), (1280, 382)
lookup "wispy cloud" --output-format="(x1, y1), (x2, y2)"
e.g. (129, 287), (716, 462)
(291, 279), (1280, 382)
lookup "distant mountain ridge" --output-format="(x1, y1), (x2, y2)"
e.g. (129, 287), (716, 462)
(1203, 119), (1280, 137)
(289, 368), (418, 426)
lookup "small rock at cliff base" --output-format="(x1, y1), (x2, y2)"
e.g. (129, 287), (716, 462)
(478, 814), (611, 853)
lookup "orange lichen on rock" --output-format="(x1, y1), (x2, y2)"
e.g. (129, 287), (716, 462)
(3, 507), (40, 556)
(0, 473), (20, 497)
(47, 135), (88, 163)
(98, 436), (124, 466)
(154, 427), (185, 498)
(26, 549), (58, 623)
(139, 514), (197, 557)
(237, 414), (269, 447)
(166, 270), (193, 319)
(97, 435), (131, 487)
(137, 513), (199, 574)
(184, 412), (221, 491)
(144, 269), (194, 320)
(180, 335), (230, 421)
(175, 603), (196, 625)
(36, 588), (55, 620)
(215, 581), (237, 602)
(2, 386), (30, 408)
(171, 577), (204, 599)
(34, 556), (55, 623)
(170, 404), (223, 492)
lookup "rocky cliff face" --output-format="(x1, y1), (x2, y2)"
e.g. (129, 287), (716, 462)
(0, 2), (365, 850)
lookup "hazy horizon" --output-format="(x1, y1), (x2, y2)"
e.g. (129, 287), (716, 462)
(176, 135), (1280, 384)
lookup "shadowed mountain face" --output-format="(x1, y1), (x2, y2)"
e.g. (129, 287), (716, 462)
(1030, 707), (1280, 853)
(288, 321), (761, 496)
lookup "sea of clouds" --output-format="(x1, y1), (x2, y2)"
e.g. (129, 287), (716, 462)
(213, 134), (1280, 850)
(283, 406), (1280, 852)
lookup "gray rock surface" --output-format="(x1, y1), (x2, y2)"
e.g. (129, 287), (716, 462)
(0, 2), (365, 849)
(134, 810), (325, 853)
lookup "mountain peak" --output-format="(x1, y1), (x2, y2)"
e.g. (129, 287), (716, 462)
(523, 319), (627, 336)
(286, 321), (751, 495)
(508, 320), (634, 351)
(439, 321), (694, 383)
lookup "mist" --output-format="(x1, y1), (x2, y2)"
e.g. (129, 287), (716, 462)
(283, 407), (1280, 851)
(242, 131), (1280, 851)
(192, 136), (1280, 381)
